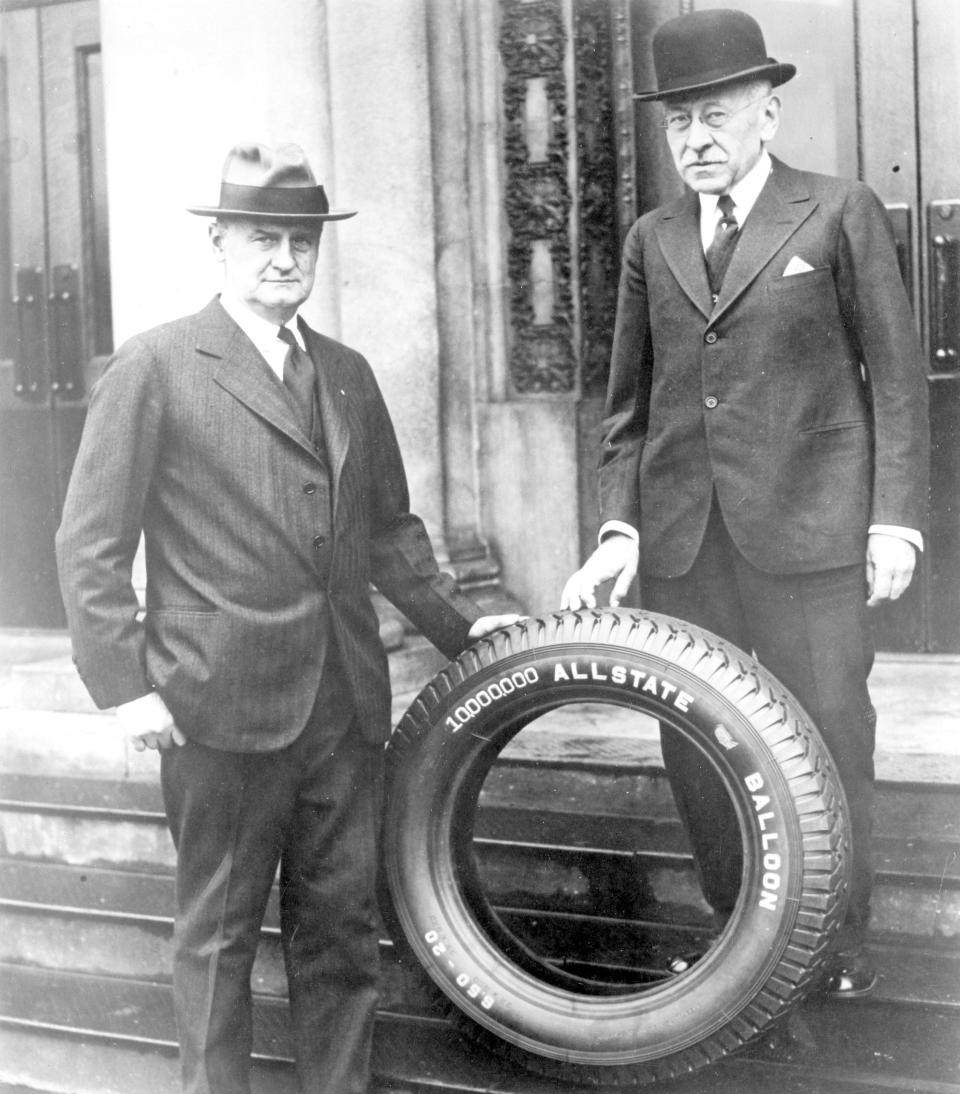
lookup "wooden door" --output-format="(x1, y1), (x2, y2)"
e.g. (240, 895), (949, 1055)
(911, 0), (960, 653)
(0, 0), (111, 626)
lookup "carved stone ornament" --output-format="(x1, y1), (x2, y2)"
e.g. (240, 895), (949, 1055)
(574, 0), (620, 394)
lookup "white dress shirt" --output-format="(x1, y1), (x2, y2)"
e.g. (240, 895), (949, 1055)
(218, 291), (306, 380)
(698, 149), (772, 250)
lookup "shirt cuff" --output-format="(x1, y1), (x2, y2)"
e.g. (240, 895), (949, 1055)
(868, 525), (924, 553)
(599, 520), (639, 545)
(116, 690), (175, 734)
(600, 521), (921, 554)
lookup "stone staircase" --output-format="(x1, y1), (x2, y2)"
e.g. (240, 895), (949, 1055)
(1, 632), (959, 1094)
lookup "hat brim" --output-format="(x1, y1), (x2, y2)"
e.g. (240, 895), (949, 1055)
(633, 61), (795, 103)
(187, 206), (357, 221)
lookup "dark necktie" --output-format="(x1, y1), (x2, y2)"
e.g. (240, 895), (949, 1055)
(277, 325), (315, 435)
(705, 193), (739, 297)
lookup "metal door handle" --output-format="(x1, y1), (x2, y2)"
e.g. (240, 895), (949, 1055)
(929, 200), (959, 373)
(49, 264), (84, 399)
(12, 267), (45, 400)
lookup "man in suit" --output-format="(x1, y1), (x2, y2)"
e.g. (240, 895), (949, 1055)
(562, 9), (928, 997)
(56, 142), (517, 1094)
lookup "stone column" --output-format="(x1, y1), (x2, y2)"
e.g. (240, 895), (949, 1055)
(325, 0), (447, 546)
(423, 0), (485, 562)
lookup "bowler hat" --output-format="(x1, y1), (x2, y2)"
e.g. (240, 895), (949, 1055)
(187, 142), (356, 221)
(634, 8), (795, 102)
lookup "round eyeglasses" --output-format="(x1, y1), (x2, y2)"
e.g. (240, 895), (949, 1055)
(658, 95), (769, 133)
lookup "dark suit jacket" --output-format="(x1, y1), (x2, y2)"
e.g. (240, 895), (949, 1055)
(599, 156), (929, 578)
(56, 298), (480, 750)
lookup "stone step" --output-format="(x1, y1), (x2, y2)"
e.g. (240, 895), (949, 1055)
(3, 794), (959, 967)
(0, 633), (444, 716)
(4, 856), (959, 1011)
(1, 962), (958, 1094)
(1, 728), (958, 946)
(8, 775), (956, 873)
(0, 856), (699, 995)
(3, 644), (956, 1093)
(5, 649), (960, 776)
(4, 702), (960, 818)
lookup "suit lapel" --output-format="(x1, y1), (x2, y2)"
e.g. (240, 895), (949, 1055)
(712, 158), (819, 322)
(656, 190), (713, 319)
(655, 159), (820, 324)
(200, 299), (318, 459)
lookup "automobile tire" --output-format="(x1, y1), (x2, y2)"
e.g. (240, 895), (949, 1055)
(383, 609), (851, 1087)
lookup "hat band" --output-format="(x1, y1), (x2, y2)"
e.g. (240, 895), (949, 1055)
(218, 181), (330, 216)
(657, 60), (777, 97)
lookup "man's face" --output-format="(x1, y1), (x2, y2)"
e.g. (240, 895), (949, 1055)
(663, 84), (780, 194)
(211, 218), (321, 322)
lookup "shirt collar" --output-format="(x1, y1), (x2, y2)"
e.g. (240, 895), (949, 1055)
(218, 291), (306, 353)
(699, 149), (773, 224)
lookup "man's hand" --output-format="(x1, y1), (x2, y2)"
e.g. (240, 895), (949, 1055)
(866, 533), (917, 606)
(116, 692), (186, 752)
(130, 724), (187, 752)
(561, 533), (639, 610)
(468, 615), (524, 641)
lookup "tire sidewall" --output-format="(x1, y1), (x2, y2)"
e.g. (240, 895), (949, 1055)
(385, 637), (817, 1065)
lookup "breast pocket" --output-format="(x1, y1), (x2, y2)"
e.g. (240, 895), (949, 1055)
(764, 267), (845, 359)
(767, 265), (835, 299)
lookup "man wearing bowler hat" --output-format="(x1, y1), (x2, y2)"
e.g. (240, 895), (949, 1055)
(56, 142), (517, 1094)
(563, 9), (928, 996)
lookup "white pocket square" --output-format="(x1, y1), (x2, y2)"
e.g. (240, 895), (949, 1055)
(783, 255), (815, 276)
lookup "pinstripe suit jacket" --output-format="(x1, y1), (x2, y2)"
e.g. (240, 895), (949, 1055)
(56, 298), (480, 750)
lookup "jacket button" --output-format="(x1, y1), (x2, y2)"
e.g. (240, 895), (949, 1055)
(705, 331), (718, 344)
(313, 535), (327, 549)
(704, 395), (719, 409)
(303, 482), (317, 495)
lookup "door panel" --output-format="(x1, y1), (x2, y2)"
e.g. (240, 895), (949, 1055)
(917, 0), (960, 651)
(0, 0), (108, 627)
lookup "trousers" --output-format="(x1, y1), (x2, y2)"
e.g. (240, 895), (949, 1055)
(160, 659), (384, 1094)
(642, 497), (876, 952)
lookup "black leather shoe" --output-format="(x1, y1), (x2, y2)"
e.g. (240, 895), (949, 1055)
(821, 950), (878, 999)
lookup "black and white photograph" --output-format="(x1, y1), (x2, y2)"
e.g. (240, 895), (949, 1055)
(0, 1), (957, 1092)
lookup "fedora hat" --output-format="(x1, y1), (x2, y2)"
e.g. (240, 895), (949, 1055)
(634, 8), (795, 103)
(187, 142), (356, 221)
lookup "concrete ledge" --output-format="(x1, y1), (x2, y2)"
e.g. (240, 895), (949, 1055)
(0, 711), (156, 783)
(2, 633), (959, 786)
(4, 688), (960, 785)
(2, 640), (446, 719)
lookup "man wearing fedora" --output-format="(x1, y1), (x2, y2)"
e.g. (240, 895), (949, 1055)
(56, 142), (517, 1094)
(563, 9), (928, 997)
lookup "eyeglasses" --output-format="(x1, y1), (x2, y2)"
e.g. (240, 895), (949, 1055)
(658, 95), (768, 134)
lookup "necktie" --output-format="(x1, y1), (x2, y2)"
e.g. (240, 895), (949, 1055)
(705, 194), (739, 297)
(277, 325), (315, 435)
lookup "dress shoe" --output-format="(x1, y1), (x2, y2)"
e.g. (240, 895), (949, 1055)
(820, 949), (878, 999)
